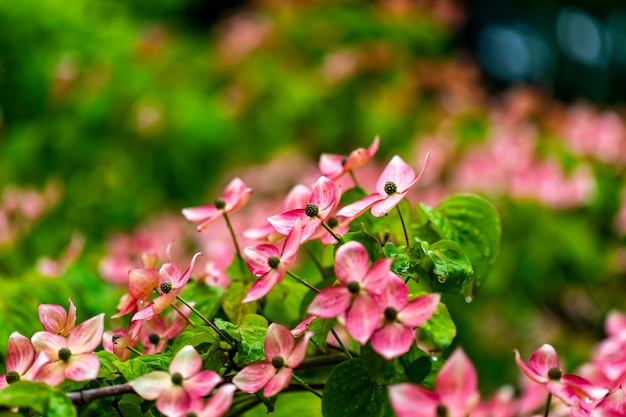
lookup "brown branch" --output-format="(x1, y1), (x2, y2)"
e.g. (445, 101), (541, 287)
(67, 383), (135, 405)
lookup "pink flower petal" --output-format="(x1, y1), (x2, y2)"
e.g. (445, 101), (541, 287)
(243, 269), (282, 303)
(160, 263), (183, 288)
(178, 252), (202, 288)
(344, 136), (379, 171)
(152, 292), (178, 314)
(199, 383), (237, 417)
(336, 193), (385, 218)
(285, 332), (313, 368)
(514, 349), (548, 384)
(388, 383), (439, 417)
(436, 348), (479, 414)
(528, 344), (561, 379)
(267, 210), (307, 236)
(265, 323), (295, 360)
(38, 303), (68, 335)
(184, 371), (222, 398)
(129, 371), (172, 400)
(310, 176), (337, 209)
(182, 205), (220, 223)
(319, 154), (345, 179)
(561, 374), (609, 401)
(156, 386), (191, 417)
(68, 313), (105, 353)
(170, 345), (202, 379)
(264, 367), (293, 398)
(222, 177), (252, 212)
(307, 286), (352, 318)
(128, 268), (160, 300)
(362, 258), (396, 294)
(371, 322), (415, 359)
(376, 156), (416, 194)
(281, 220), (302, 259)
(6, 332), (35, 375)
(65, 352), (100, 381)
(370, 192), (407, 217)
(232, 362), (276, 393)
(244, 244), (279, 275)
(345, 293), (382, 344)
(31, 331), (67, 360)
(398, 293), (441, 327)
(334, 241), (371, 285)
(35, 360), (68, 386)
(283, 185), (312, 210)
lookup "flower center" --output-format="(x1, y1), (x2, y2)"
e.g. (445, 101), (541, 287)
(327, 217), (339, 228)
(160, 281), (173, 294)
(186, 413), (199, 417)
(214, 198), (226, 210)
(271, 356), (286, 369)
(305, 203), (319, 217)
(436, 404), (448, 417)
(347, 281), (361, 294)
(547, 367), (563, 380)
(58, 347), (72, 362)
(384, 181), (398, 195)
(267, 256), (281, 269)
(171, 372), (184, 385)
(112, 334), (122, 342)
(341, 155), (349, 167)
(5, 371), (20, 385)
(148, 333), (161, 345)
(384, 307), (398, 322)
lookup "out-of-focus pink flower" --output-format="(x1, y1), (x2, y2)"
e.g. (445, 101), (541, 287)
(0, 332), (47, 390)
(103, 327), (139, 361)
(129, 345), (222, 417)
(132, 252), (202, 322)
(31, 313), (105, 386)
(170, 384), (237, 417)
(233, 323), (313, 398)
(338, 153), (430, 218)
(291, 316), (317, 338)
(388, 348), (480, 417)
(319, 136), (380, 180)
(139, 303), (193, 354)
(268, 176), (341, 243)
(244, 184), (311, 243)
(37, 232), (85, 277)
(590, 387), (626, 417)
(307, 241), (393, 344)
(472, 385), (517, 417)
(38, 297), (76, 337)
(242, 221), (301, 303)
(182, 177), (252, 232)
(370, 279), (440, 359)
(514, 344), (608, 406)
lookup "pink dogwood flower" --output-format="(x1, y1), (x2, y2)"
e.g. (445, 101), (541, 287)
(267, 176), (341, 243)
(129, 345), (222, 417)
(182, 177), (253, 231)
(0, 332), (47, 390)
(139, 302), (193, 354)
(337, 153), (430, 218)
(388, 348), (480, 417)
(233, 323), (313, 398)
(242, 221), (301, 303)
(319, 136), (380, 180)
(112, 267), (160, 319)
(31, 313), (105, 386)
(370, 278), (441, 359)
(132, 252), (202, 322)
(170, 384), (237, 417)
(38, 297), (76, 336)
(307, 241), (394, 344)
(514, 344), (609, 406)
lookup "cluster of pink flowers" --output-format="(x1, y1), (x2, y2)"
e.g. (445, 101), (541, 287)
(0, 298), (104, 389)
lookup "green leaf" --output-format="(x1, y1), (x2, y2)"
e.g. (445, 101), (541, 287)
(170, 326), (220, 352)
(423, 240), (473, 293)
(404, 356), (432, 384)
(222, 281), (257, 325)
(180, 281), (224, 322)
(310, 317), (335, 353)
(0, 381), (77, 417)
(322, 359), (394, 417)
(237, 314), (268, 367)
(108, 352), (172, 381)
(427, 194), (501, 295)
(383, 242), (428, 283)
(420, 303), (456, 352)
(360, 344), (406, 384)
(337, 231), (384, 262)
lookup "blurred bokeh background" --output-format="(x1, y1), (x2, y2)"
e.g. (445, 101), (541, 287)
(1, 0), (626, 412)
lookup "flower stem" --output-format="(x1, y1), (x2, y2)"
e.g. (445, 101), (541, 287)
(329, 327), (353, 360)
(348, 170), (360, 188)
(396, 205), (410, 247)
(544, 393), (552, 417)
(291, 374), (323, 399)
(286, 270), (320, 293)
(303, 243), (327, 279)
(176, 295), (234, 346)
(321, 220), (342, 242)
(223, 213), (245, 270)
(126, 345), (143, 356)
(170, 302), (197, 328)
